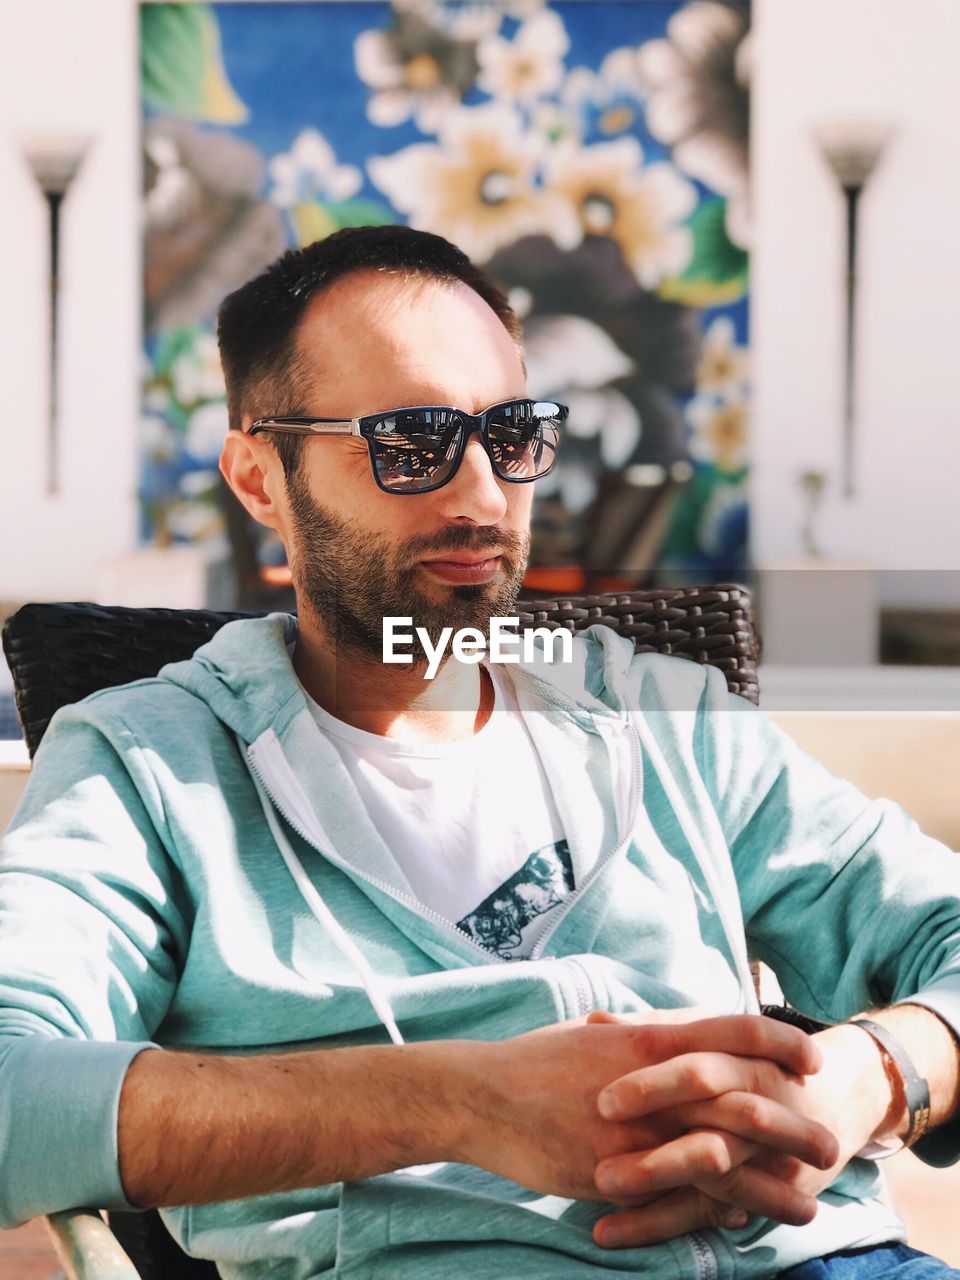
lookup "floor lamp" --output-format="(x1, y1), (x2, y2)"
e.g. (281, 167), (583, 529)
(812, 120), (894, 499)
(21, 135), (89, 497)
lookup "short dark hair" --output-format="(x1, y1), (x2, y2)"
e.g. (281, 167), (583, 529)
(216, 225), (523, 477)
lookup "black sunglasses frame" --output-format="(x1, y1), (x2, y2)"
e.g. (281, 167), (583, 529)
(248, 398), (566, 495)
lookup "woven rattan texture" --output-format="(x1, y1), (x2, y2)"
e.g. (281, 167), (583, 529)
(3, 587), (757, 758)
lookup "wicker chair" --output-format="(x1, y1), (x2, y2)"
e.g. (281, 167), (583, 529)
(1, 587), (759, 1279)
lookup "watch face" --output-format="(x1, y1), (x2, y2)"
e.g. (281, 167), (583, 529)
(761, 1005), (830, 1035)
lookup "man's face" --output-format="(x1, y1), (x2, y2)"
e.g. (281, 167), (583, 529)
(275, 271), (534, 659)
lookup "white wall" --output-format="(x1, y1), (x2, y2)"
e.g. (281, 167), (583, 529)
(751, 0), (960, 602)
(2, 0), (959, 606)
(0, 0), (140, 602)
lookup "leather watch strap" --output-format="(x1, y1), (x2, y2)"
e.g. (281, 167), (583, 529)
(850, 1017), (932, 1147)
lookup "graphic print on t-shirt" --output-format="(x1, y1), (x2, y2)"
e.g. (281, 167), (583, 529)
(457, 839), (574, 959)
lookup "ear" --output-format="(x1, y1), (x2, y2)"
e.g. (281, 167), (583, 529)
(219, 430), (286, 533)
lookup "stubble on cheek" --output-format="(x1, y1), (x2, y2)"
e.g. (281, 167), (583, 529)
(286, 468), (531, 660)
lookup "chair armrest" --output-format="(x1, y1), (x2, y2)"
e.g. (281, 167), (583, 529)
(44, 1209), (141, 1279)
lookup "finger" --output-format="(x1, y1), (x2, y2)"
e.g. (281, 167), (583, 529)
(593, 1189), (750, 1249)
(597, 1129), (824, 1224)
(599, 1050), (768, 1120)
(595, 1155), (819, 1248)
(586, 1007), (709, 1027)
(643, 1015), (822, 1077)
(596, 1128), (758, 1201)
(744, 1146), (825, 1195)
(694, 1160), (819, 1227)
(676, 1093), (839, 1169)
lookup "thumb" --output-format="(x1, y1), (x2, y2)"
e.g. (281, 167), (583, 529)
(587, 1007), (710, 1027)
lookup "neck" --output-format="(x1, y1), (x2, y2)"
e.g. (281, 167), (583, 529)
(292, 606), (495, 744)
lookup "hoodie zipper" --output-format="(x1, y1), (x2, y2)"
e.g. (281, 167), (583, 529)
(528, 718), (642, 961)
(562, 957), (593, 1018)
(688, 1231), (718, 1280)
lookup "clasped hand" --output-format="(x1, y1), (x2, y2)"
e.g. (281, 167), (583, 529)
(468, 1010), (880, 1251)
(586, 1009), (866, 1249)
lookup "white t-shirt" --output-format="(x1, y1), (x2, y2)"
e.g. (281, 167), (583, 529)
(306, 665), (572, 959)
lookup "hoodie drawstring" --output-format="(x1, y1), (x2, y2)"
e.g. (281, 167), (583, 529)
(247, 755), (406, 1046)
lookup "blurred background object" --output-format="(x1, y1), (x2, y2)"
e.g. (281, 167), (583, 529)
(20, 132), (89, 496)
(811, 118), (894, 499)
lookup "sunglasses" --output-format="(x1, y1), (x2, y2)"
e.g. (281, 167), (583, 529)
(248, 397), (566, 495)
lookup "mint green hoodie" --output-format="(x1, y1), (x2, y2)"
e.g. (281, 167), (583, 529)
(2, 615), (959, 1280)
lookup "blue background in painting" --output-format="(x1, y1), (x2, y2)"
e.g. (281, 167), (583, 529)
(214, 0), (748, 345)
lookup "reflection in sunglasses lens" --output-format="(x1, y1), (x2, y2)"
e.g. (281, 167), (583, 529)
(374, 414), (461, 490)
(370, 401), (561, 491)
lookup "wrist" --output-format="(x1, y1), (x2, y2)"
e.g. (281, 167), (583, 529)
(812, 1023), (900, 1150)
(402, 1040), (493, 1165)
(848, 1018), (926, 1146)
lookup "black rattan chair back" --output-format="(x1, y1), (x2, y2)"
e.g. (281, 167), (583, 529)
(3, 588), (757, 759)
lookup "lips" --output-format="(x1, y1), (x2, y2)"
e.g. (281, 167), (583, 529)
(418, 554), (503, 585)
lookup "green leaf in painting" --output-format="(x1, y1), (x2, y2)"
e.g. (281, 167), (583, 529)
(326, 199), (395, 230)
(661, 463), (746, 557)
(289, 198), (395, 246)
(659, 199), (748, 307)
(141, 4), (248, 124)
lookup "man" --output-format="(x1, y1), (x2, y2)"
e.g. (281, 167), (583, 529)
(1, 225), (959, 1280)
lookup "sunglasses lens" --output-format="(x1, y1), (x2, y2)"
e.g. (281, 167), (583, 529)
(370, 409), (462, 492)
(487, 401), (561, 481)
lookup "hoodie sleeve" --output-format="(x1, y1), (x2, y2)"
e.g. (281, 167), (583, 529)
(0, 704), (192, 1226)
(696, 666), (960, 1168)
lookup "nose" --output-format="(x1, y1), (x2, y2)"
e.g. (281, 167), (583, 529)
(433, 430), (509, 525)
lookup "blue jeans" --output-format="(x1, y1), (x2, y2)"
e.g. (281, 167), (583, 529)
(780, 1243), (960, 1278)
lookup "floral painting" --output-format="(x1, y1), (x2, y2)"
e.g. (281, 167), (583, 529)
(141, 0), (751, 585)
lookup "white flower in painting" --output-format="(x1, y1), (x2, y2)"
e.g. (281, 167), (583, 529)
(523, 314), (634, 392)
(476, 9), (569, 104)
(566, 387), (642, 469)
(544, 138), (696, 288)
(533, 458), (598, 516)
(496, 0), (547, 17)
(170, 334), (226, 407)
(268, 129), (362, 210)
(178, 469), (220, 499)
(560, 50), (645, 140)
(696, 317), (749, 396)
(528, 99), (580, 151)
(368, 104), (580, 263)
(524, 314), (641, 496)
(635, 1), (750, 245)
(142, 414), (175, 461)
(144, 132), (194, 230)
(185, 401), (229, 462)
(354, 6), (493, 134)
(143, 384), (169, 414)
(687, 390), (748, 474)
(165, 500), (225, 546)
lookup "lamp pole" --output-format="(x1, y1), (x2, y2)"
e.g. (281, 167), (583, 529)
(22, 137), (89, 497)
(812, 121), (893, 499)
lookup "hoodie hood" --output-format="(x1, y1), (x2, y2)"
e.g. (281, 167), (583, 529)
(156, 613), (308, 745)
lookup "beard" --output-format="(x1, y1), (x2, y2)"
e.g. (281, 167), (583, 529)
(285, 468), (530, 666)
